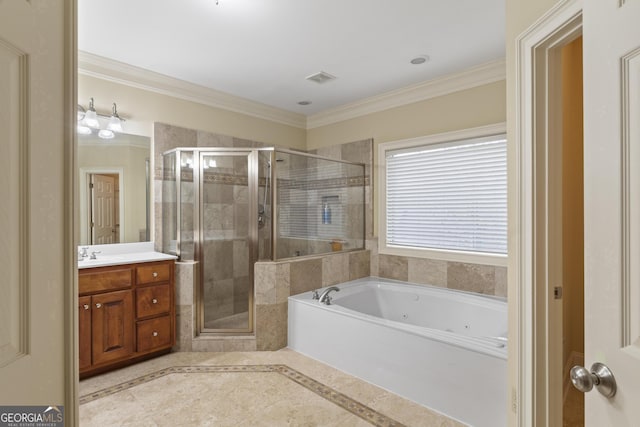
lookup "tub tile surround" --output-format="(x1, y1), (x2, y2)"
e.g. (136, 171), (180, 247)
(254, 250), (371, 351)
(375, 253), (507, 298)
(173, 250), (370, 352)
(367, 238), (507, 298)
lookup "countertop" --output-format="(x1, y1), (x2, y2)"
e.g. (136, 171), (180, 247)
(77, 242), (177, 269)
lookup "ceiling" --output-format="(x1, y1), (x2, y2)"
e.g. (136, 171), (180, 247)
(79, 0), (505, 117)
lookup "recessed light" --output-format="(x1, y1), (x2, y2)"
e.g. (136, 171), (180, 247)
(298, 101), (312, 106)
(410, 55), (430, 65)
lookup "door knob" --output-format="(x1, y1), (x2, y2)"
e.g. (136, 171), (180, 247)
(570, 362), (616, 398)
(95, 303), (102, 308)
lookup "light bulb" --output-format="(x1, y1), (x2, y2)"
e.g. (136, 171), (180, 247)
(83, 98), (100, 129)
(106, 103), (123, 132)
(98, 129), (115, 139)
(77, 125), (92, 135)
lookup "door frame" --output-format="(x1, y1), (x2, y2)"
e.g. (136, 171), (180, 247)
(79, 167), (125, 244)
(512, 0), (583, 425)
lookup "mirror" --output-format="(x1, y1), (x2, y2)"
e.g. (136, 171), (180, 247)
(78, 132), (150, 245)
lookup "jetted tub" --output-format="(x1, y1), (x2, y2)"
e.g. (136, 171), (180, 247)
(288, 277), (507, 427)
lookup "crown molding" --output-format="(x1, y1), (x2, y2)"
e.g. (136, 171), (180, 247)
(78, 51), (307, 129)
(306, 58), (506, 129)
(79, 52), (505, 131)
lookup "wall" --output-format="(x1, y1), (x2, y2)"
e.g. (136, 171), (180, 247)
(505, 1), (563, 425)
(307, 81), (506, 235)
(561, 36), (584, 371)
(307, 80), (508, 297)
(78, 74), (306, 150)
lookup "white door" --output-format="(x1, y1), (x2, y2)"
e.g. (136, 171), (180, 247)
(91, 174), (116, 244)
(582, 0), (640, 424)
(0, 0), (75, 423)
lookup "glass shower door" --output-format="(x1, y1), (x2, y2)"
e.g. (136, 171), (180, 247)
(198, 151), (256, 333)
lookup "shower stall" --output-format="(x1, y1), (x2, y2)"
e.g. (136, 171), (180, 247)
(162, 147), (365, 335)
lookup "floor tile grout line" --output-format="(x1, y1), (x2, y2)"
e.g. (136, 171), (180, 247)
(79, 364), (406, 426)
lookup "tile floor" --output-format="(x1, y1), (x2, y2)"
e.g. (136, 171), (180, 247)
(79, 349), (465, 426)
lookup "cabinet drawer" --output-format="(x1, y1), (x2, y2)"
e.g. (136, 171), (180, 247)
(136, 262), (171, 285)
(136, 284), (171, 318)
(136, 315), (172, 353)
(79, 267), (133, 294)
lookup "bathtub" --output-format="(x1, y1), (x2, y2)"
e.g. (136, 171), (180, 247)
(287, 277), (507, 427)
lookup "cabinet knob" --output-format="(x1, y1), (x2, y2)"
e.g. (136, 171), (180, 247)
(95, 303), (102, 308)
(153, 331), (158, 337)
(152, 298), (158, 304)
(83, 304), (89, 310)
(152, 272), (158, 278)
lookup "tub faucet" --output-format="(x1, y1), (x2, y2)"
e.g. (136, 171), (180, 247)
(319, 286), (340, 305)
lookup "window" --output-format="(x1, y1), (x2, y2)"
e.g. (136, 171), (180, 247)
(379, 125), (507, 265)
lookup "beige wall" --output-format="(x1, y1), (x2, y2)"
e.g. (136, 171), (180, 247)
(80, 74), (506, 239)
(78, 74), (306, 150)
(307, 81), (506, 149)
(506, 0), (563, 425)
(308, 80), (506, 234)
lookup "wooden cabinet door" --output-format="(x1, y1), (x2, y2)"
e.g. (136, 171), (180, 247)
(92, 290), (134, 365)
(136, 316), (172, 353)
(78, 296), (92, 371)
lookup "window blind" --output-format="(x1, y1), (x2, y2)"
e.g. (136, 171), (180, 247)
(385, 135), (507, 254)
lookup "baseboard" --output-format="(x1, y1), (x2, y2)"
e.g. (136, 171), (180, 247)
(563, 351), (584, 403)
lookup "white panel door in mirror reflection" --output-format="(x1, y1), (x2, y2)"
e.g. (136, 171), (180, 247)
(91, 173), (119, 244)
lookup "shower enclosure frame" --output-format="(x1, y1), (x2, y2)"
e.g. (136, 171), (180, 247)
(163, 146), (366, 336)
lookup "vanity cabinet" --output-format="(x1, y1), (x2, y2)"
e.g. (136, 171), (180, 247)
(79, 260), (175, 378)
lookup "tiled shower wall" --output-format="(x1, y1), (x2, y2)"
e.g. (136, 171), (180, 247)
(155, 123), (274, 351)
(309, 139), (374, 241)
(153, 122), (273, 251)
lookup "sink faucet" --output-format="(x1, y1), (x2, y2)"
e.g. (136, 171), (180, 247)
(78, 247), (89, 261)
(319, 286), (340, 305)
(89, 250), (101, 260)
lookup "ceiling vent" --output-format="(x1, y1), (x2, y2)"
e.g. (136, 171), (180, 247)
(306, 71), (337, 84)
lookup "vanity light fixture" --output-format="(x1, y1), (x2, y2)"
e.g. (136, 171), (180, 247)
(77, 98), (126, 139)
